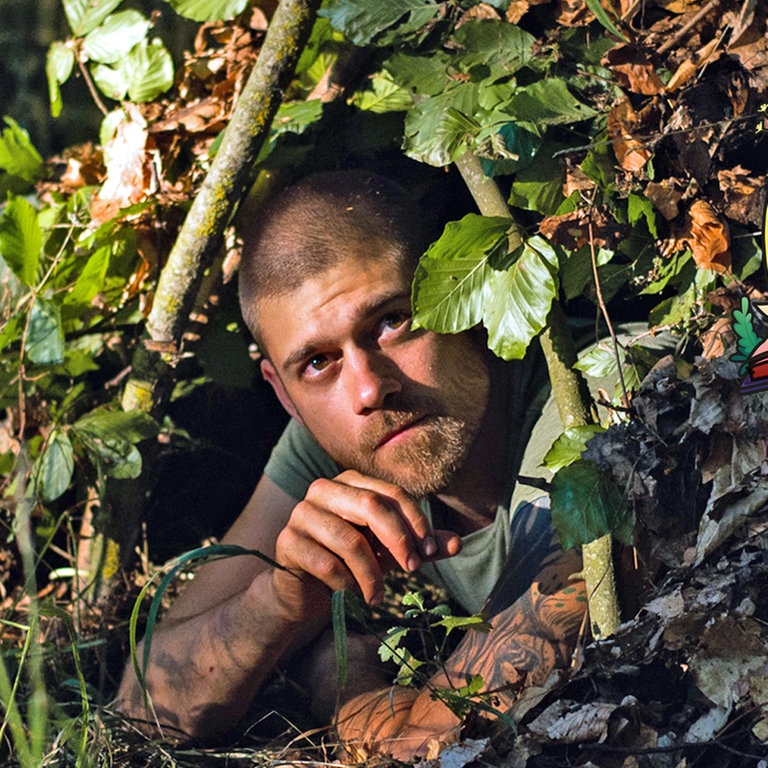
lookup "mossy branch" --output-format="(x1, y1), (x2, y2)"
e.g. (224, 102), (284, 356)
(455, 149), (620, 639)
(122, 0), (321, 414)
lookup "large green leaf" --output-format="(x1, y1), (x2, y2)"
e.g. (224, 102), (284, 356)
(0, 196), (43, 287)
(63, 0), (123, 36)
(0, 119), (44, 183)
(166, 0), (250, 21)
(502, 78), (597, 126)
(403, 83), (479, 166)
(451, 20), (535, 82)
(550, 459), (633, 549)
(482, 236), (558, 360)
(74, 408), (157, 444)
(125, 39), (175, 102)
(352, 74), (412, 113)
(46, 42), (76, 118)
(82, 10), (151, 65)
(507, 142), (567, 214)
(411, 214), (510, 333)
(36, 430), (75, 502)
(385, 51), (451, 96)
(320, 0), (441, 46)
(27, 299), (65, 365)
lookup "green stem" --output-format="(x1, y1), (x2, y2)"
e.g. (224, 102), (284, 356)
(455, 149), (620, 639)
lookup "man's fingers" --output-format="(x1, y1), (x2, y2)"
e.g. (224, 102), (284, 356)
(306, 474), (430, 572)
(283, 502), (385, 604)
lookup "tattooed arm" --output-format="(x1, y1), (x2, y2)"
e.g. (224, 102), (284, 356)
(336, 527), (586, 760)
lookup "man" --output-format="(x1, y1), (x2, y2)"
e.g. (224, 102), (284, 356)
(117, 170), (587, 759)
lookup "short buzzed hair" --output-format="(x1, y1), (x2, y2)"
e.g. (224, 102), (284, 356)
(238, 170), (431, 346)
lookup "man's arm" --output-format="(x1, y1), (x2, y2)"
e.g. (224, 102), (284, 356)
(116, 472), (459, 742)
(335, 531), (586, 760)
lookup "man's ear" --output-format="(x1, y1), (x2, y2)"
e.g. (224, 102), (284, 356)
(261, 359), (304, 424)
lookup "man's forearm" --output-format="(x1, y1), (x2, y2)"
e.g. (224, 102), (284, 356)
(117, 571), (324, 742)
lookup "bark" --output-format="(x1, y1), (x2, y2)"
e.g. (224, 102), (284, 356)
(455, 149), (620, 638)
(122, 0), (322, 415)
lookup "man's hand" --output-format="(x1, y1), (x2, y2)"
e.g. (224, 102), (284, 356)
(269, 470), (462, 621)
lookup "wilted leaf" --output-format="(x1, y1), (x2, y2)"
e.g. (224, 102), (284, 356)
(644, 179), (682, 221)
(607, 99), (651, 172)
(91, 109), (150, 224)
(550, 459), (632, 549)
(35, 430), (75, 501)
(528, 699), (618, 743)
(603, 44), (665, 95)
(684, 200), (731, 274)
(0, 196), (43, 287)
(82, 10), (151, 65)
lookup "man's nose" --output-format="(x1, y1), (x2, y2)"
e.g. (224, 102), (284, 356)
(344, 349), (402, 414)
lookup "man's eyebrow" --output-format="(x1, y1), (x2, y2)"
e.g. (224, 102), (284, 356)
(280, 290), (411, 374)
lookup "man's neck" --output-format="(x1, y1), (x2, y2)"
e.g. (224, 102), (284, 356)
(435, 361), (509, 534)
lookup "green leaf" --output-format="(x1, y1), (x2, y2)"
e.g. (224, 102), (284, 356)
(0, 118), (44, 183)
(403, 83), (479, 166)
(544, 425), (606, 472)
(451, 19), (535, 82)
(35, 430), (75, 502)
(320, 0), (441, 46)
(331, 590), (349, 690)
(483, 236), (558, 360)
(91, 60), (130, 101)
(378, 625), (409, 663)
(386, 51), (451, 96)
(401, 591), (426, 610)
(46, 42), (76, 118)
(480, 122), (542, 177)
(550, 460), (632, 549)
(628, 192), (657, 238)
(82, 10), (151, 65)
(583, 0), (628, 41)
(0, 196), (43, 287)
(434, 614), (492, 636)
(27, 300), (65, 364)
(63, 0), (123, 36)
(573, 344), (619, 378)
(502, 78), (597, 126)
(125, 39), (175, 102)
(74, 408), (157, 444)
(166, 0), (250, 22)
(507, 142), (566, 214)
(352, 73), (412, 113)
(411, 214), (510, 332)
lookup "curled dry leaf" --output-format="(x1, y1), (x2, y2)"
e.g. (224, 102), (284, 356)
(717, 166), (766, 228)
(603, 44), (665, 95)
(684, 199), (731, 273)
(607, 99), (652, 172)
(91, 108), (153, 224)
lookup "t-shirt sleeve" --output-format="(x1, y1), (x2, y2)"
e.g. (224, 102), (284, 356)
(263, 418), (343, 501)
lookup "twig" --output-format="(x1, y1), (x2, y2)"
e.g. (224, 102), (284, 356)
(76, 51), (109, 117)
(587, 218), (629, 407)
(657, 0), (720, 55)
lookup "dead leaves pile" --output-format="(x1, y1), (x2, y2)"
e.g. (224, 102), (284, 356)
(452, 355), (768, 767)
(526, 0), (768, 278)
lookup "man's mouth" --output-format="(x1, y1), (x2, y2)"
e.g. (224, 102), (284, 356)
(375, 415), (427, 449)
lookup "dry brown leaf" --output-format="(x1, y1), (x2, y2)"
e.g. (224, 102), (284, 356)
(684, 199), (731, 273)
(554, 0), (588, 26)
(644, 179), (683, 220)
(607, 99), (652, 172)
(528, 700), (618, 743)
(657, 0), (703, 12)
(91, 107), (153, 224)
(717, 167), (766, 227)
(604, 45), (665, 95)
(699, 316), (736, 360)
(562, 165), (595, 198)
(666, 37), (721, 92)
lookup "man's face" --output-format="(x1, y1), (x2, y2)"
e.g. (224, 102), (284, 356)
(258, 253), (490, 498)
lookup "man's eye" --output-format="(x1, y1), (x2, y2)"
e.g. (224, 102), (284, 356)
(382, 313), (410, 330)
(307, 354), (330, 372)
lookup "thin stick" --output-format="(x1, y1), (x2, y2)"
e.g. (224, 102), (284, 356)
(657, 0), (719, 55)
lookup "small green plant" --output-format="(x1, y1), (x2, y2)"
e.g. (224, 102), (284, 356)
(731, 296), (762, 375)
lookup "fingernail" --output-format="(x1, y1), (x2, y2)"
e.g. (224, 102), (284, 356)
(407, 553), (422, 572)
(422, 536), (436, 557)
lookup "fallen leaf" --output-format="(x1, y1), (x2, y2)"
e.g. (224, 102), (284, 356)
(666, 37), (721, 92)
(644, 179), (683, 220)
(607, 99), (652, 172)
(604, 45), (665, 95)
(684, 200), (731, 273)
(528, 700), (618, 743)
